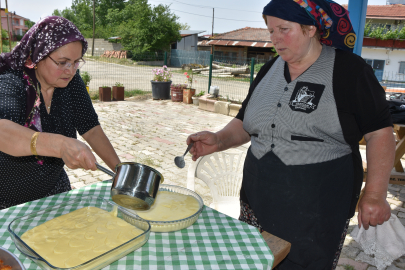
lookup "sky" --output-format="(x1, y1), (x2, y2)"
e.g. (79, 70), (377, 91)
(6, 0), (390, 35)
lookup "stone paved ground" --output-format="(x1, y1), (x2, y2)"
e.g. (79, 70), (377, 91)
(66, 96), (405, 270)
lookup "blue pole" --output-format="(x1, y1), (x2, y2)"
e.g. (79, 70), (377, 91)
(348, 0), (368, 56)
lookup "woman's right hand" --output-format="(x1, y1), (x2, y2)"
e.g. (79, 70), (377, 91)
(187, 131), (221, 161)
(60, 137), (97, 170)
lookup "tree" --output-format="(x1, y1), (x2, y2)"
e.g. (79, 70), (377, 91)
(179, 23), (190, 30)
(96, 0), (125, 26)
(107, 0), (182, 53)
(24, 20), (36, 30)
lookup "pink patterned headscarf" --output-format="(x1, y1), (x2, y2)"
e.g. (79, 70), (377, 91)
(0, 16), (88, 132)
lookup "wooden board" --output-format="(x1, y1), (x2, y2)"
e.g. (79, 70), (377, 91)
(261, 230), (291, 269)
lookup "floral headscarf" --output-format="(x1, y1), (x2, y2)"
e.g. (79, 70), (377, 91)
(263, 0), (356, 52)
(0, 16), (88, 132)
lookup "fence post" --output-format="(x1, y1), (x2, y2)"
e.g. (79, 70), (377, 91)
(208, 54), (213, 93)
(250, 58), (255, 85)
(164, 52), (167, 66)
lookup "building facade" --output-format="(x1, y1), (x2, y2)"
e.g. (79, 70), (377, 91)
(1, 9), (29, 40)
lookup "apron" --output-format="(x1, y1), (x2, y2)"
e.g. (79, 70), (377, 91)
(242, 148), (353, 269)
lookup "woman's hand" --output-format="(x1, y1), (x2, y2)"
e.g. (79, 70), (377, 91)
(357, 191), (391, 230)
(60, 137), (97, 170)
(187, 132), (220, 161)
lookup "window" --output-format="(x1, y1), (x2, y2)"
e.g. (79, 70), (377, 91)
(400, 62), (405, 74)
(364, 58), (385, 81)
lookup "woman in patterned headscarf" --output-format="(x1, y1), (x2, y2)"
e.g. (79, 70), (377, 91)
(0, 16), (120, 210)
(187, 0), (395, 269)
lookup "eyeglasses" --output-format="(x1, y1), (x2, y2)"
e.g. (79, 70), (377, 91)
(48, 55), (86, 70)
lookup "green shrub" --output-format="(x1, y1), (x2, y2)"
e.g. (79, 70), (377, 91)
(80, 71), (92, 86)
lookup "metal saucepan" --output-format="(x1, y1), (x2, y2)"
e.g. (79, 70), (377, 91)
(96, 162), (164, 210)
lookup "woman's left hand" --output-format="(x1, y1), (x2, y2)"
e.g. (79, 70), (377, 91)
(357, 191), (391, 230)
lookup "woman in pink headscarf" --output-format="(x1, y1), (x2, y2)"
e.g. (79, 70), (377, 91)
(0, 17), (120, 209)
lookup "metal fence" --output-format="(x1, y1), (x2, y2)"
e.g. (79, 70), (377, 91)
(80, 49), (404, 101)
(380, 71), (405, 89)
(80, 50), (270, 102)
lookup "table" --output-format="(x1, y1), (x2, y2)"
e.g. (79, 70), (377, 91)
(0, 181), (275, 270)
(361, 124), (405, 185)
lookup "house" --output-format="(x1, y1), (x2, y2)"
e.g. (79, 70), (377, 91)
(198, 27), (274, 62)
(172, 30), (205, 51)
(343, 4), (405, 84)
(0, 9), (29, 41)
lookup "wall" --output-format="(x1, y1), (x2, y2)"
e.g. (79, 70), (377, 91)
(362, 47), (405, 81)
(85, 38), (123, 56)
(176, 34), (198, 51)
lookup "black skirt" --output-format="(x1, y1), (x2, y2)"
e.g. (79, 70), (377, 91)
(241, 148), (353, 269)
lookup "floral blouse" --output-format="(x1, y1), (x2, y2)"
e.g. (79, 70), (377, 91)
(0, 69), (100, 209)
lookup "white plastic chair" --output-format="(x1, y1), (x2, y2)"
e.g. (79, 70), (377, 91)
(187, 149), (245, 219)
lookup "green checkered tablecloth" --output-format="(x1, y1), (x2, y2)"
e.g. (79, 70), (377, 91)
(0, 181), (274, 270)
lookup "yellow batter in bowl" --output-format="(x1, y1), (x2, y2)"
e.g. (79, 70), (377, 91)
(130, 186), (204, 232)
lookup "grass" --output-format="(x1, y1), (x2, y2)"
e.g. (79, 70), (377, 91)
(89, 89), (151, 100)
(1, 41), (18, 53)
(343, 265), (355, 270)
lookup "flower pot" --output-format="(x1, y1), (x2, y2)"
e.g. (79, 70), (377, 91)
(113, 86), (125, 101)
(86, 86), (89, 94)
(183, 88), (196, 104)
(151, 80), (171, 100)
(192, 96), (199, 105)
(99, 87), (111, 102)
(394, 39), (405, 49)
(170, 87), (184, 102)
(376, 39), (394, 48)
(362, 37), (377, 47)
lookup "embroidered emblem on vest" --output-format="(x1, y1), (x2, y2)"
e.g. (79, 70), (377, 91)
(289, 82), (325, 113)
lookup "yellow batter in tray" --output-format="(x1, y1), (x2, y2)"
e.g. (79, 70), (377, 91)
(21, 206), (144, 268)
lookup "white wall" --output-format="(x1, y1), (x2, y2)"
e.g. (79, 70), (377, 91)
(361, 47), (405, 81)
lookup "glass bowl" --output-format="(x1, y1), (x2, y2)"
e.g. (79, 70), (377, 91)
(127, 184), (204, 232)
(0, 246), (26, 270)
(7, 196), (150, 270)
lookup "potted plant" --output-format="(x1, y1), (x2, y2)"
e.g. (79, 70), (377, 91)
(151, 65), (172, 100)
(183, 70), (196, 104)
(170, 83), (187, 102)
(192, 91), (205, 106)
(113, 82), (125, 101)
(99, 85), (111, 102)
(80, 71), (92, 94)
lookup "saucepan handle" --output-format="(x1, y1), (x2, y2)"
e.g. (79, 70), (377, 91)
(96, 162), (115, 177)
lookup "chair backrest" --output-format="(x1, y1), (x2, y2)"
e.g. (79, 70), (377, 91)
(187, 149), (245, 203)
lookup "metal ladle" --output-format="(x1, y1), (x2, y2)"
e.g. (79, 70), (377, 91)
(174, 142), (194, 168)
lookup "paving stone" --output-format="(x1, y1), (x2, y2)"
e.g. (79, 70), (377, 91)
(387, 198), (404, 206)
(394, 262), (405, 269)
(342, 245), (361, 258)
(387, 265), (403, 270)
(339, 257), (369, 270)
(73, 170), (88, 177)
(71, 182), (86, 189)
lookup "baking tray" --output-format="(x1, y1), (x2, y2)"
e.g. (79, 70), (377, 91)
(7, 196), (150, 270)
